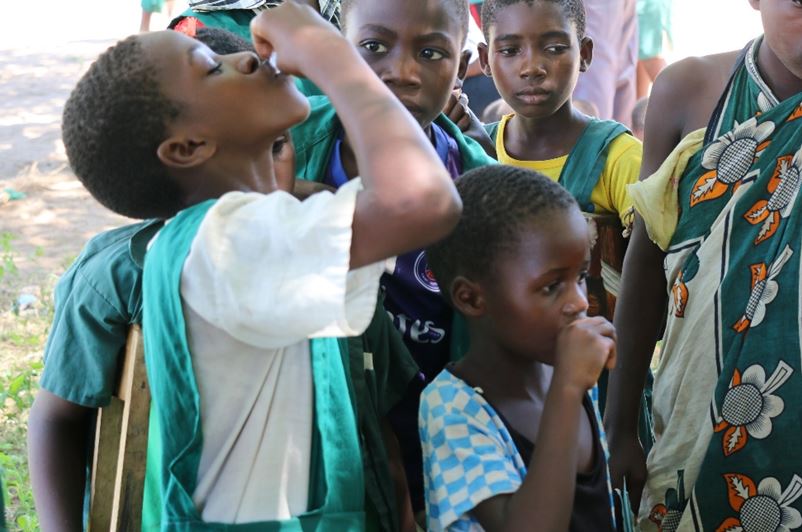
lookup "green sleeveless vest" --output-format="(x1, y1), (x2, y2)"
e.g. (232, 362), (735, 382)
(142, 200), (365, 530)
(485, 118), (629, 211)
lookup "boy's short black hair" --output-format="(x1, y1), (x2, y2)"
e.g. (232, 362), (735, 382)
(481, 0), (586, 40)
(427, 165), (578, 303)
(341, 0), (471, 45)
(195, 27), (255, 54)
(62, 35), (184, 219)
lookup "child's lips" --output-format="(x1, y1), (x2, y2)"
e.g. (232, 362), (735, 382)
(516, 88), (550, 105)
(399, 99), (425, 117)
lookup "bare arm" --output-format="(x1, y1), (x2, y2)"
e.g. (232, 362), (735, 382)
(251, 4), (461, 270)
(28, 390), (93, 532)
(471, 318), (617, 532)
(381, 418), (417, 532)
(602, 57), (709, 505)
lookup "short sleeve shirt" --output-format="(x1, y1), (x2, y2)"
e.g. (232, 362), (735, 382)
(40, 220), (162, 407)
(495, 113), (643, 225)
(420, 370), (615, 532)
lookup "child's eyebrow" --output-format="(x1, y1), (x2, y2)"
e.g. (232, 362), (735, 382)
(493, 33), (522, 43)
(413, 32), (453, 45)
(539, 30), (572, 41)
(359, 24), (398, 39)
(187, 45), (202, 66)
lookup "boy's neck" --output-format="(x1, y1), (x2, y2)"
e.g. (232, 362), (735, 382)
(340, 123), (435, 180)
(504, 102), (590, 162)
(756, 39), (802, 102)
(456, 335), (552, 403)
(178, 150), (279, 207)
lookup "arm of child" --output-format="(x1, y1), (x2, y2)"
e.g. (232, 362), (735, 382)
(381, 418), (418, 532)
(28, 391), (93, 532)
(603, 62), (694, 506)
(468, 317), (616, 532)
(251, 3), (461, 269)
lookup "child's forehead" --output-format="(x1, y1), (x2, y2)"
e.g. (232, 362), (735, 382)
(489, 1), (575, 34)
(346, 0), (465, 40)
(139, 30), (204, 66)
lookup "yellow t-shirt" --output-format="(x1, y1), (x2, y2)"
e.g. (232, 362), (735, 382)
(495, 113), (643, 225)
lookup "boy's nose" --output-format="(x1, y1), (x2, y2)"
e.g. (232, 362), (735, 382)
(562, 282), (589, 318)
(520, 52), (547, 79)
(381, 55), (421, 87)
(236, 52), (260, 74)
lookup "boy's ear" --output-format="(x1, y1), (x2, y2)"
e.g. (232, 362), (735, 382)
(579, 36), (593, 73)
(457, 49), (472, 82)
(450, 276), (486, 317)
(477, 42), (492, 77)
(157, 135), (217, 169)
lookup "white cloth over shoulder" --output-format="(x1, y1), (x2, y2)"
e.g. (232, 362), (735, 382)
(179, 178), (384, 524)
(182, 177), (381, 349)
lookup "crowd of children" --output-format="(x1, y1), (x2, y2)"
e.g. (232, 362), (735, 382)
(21, 0), (802, 530)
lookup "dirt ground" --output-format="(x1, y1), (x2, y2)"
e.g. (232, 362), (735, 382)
(0, 41), (132, 286)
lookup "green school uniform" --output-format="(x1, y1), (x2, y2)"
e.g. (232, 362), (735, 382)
(292, 96), (495, 197)
(291, 95), (496, 362)
(37, 220), (163, 530)
(142, 200), (365, 531)
(40, 221), (162, 407)
(346, 297), (420, 532)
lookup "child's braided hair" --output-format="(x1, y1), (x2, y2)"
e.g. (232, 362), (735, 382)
(427, 165), (578, 305)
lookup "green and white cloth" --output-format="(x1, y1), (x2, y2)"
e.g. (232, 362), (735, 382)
(632, 36), (802, 531)
(142, 180), (382, 529)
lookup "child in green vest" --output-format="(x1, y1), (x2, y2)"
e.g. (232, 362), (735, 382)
(58, 5), (460, 529)
(292, 0), (495, 519)
(478, 0), (641, 227)
(27, 27), (293, 532)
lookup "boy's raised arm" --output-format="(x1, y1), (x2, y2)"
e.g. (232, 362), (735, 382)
(251, 3), (461, 269)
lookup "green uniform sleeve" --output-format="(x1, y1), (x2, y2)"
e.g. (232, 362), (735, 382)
(39, 225), (147, 408)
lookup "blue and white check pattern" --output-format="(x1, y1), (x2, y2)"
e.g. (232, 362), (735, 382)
(419, 370), (616, 531)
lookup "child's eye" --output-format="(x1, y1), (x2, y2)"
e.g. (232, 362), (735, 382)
(544, 45), (568, 54)
(497, 47), (519, 57)
(541, 281), (561, 296)
(420, 48), (446, 61)
(207, 62), (223, 75)
(360, 40), (388, 54)
(578, 271), (589, 283)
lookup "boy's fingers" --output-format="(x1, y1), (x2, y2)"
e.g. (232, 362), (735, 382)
(250, 15), (275, 59)
(443, 92), (459, 116)
(604, 341), (617, 370)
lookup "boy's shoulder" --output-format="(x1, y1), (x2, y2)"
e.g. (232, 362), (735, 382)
(649, 49), (744, 133)
(420, 369), (474, 416)
(60, 220), (162, 291)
